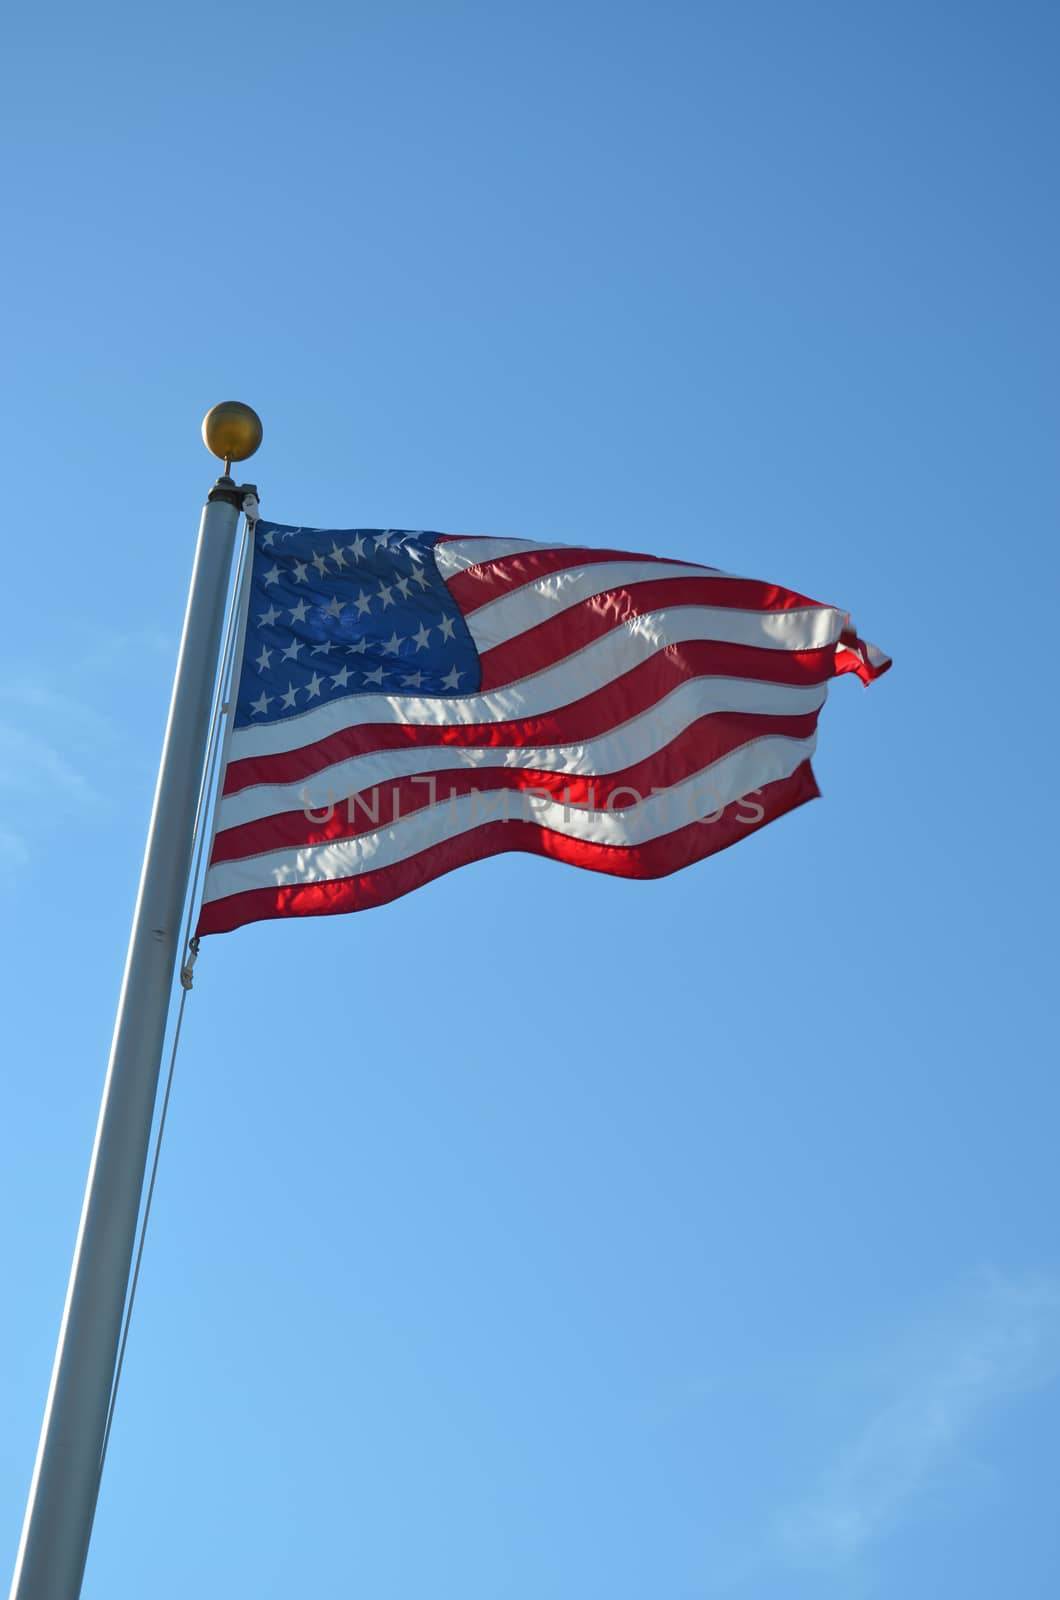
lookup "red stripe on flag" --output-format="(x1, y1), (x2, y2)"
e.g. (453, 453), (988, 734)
(210, 711), (821, 864)
(445, 544), (694, 612)
(476, 579), (831, 691)
(197, 762), (820, 934)
(222, 638), (836, 796)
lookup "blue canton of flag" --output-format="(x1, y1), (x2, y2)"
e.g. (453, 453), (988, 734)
(237, 523), (481, 726)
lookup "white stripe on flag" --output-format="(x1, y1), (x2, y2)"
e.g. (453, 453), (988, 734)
(227, 602), (846, 763)
(215, 675), (830, 828)
(201, 732), (817, 903)
(432, 537), (568, 575)
(466, 560), (743, 648)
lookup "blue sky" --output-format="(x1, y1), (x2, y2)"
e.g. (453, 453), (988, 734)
(2, 2), (1059, 1596)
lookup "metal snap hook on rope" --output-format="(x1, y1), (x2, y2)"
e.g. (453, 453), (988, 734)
(179, 936), (200, 992)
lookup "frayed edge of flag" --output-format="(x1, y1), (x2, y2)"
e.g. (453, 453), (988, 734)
(835, 623), (892, 686)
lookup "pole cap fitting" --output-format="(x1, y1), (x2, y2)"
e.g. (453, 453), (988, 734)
(202, 402), (263, 471)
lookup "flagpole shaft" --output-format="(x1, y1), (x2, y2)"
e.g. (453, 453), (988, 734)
(9, 483), (245, 1600)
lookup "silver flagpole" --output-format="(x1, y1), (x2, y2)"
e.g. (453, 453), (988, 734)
(9, 404), (262, 1600)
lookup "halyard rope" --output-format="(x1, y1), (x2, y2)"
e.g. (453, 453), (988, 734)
(99, 493), (257, 1475)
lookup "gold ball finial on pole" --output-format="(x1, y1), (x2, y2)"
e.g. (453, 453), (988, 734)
(202, 401), (263, 476)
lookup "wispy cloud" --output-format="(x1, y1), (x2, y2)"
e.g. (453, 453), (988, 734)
(0, 631), (176, 874)
(0, 665), (133, 848)
(777, 1270), (1060, 1564)
(0, 824), (29, 867)
(0, 682), (118, 740)
(0, 721), (101, 804)
(74, 625), (174, 675)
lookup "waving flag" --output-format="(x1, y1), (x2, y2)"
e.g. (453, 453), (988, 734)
(197, 525), (889, 934)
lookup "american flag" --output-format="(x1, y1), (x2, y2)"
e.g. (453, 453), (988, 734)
(197, 523), (890, 935)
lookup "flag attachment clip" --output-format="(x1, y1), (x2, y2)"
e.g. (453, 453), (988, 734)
(179, 936), (200, 992)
